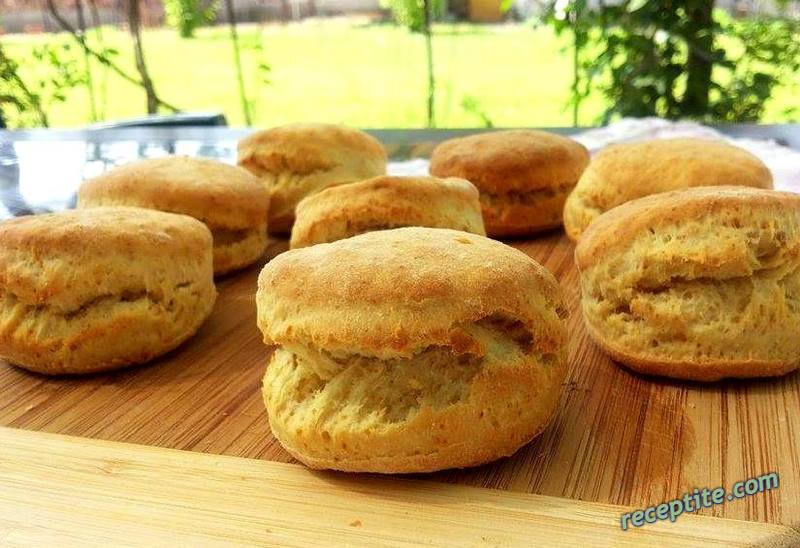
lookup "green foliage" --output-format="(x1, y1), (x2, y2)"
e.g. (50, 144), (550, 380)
(5, 22), (798, 128)
(461, 95), (494, 127)
(165, 0), (219, 38)
(710, 15), (800, 121)
(544, 1), (800, 123)
(381, 0), (443, 33)
(0, 42), (89, 128)
(231, 32), (272, 124)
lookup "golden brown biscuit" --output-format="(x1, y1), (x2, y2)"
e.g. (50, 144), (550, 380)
(238, 123), (387, 234)
(257, 227), (569, 473)
(0, 207), (216, 375)
(429, 130), (589, 237)
(564, 138), (773, 242)
(290, 175), (486, 248)
(575, 186), (800, 381)
(78, 156), (270, 275)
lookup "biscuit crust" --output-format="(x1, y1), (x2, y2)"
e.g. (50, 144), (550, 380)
(0, 207), (217, 375)
(257, 227), (569, 472)
(78, 156), (270, 274)
(429, 130), (588, 237)
(238, 124), (387, 233)
(563, 138), (773, 241)
(575, 186), (800, 381)
(290, 175), (485, 248)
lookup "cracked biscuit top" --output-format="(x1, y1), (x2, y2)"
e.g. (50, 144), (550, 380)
(258, 226), (568, 360)
(0, 206), (212, 313)
(575, 186), (797, 271)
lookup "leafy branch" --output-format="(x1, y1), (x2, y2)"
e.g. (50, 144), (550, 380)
(45, 0), (181, 113)
(0, 41), (88, 128)
(0, 43), (48, 126)
(423, 0), (435, 127)
(543, 0), (800, 124)
(223, 0), (251, 125)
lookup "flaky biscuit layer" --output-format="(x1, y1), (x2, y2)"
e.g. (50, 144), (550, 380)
(0, 207), (216, 374)
(257, 227), (569, 472)
(575, 186), (800, 381)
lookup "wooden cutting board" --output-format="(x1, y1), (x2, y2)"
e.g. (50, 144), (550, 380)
(0, 427), (791, 547)
(1, 232), (798, 527)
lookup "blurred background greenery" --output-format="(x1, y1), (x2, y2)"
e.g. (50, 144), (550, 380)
(0, 0), (798, 129)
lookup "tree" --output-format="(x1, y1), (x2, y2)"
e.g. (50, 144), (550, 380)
(223, 0), (252, 124)
(423, 0), (435, 127)
(382, 0), (440, 127)
(45, 0), (180, 113)
(74, 0), (98, 122)
(381, 0), (443, 33)
(125, 0), (158, 114)
(683, 0), (714, 117)
(88, 0), (111, 120)
(545, 0), (800, 124)
(165, 0), (219, 38)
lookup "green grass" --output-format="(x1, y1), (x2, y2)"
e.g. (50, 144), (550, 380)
(1, 19), (795, 129)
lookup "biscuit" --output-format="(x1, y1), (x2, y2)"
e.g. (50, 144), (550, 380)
(575, 186), (800, 381)
(238, 123), (387, 234)
(290, 175), (486, 248)
(257, 227), (569, 473)
(78, 156), (270, 275)
(0, 207), (217, 375)
(564, 138), (773, 241)
(429, 130), (589, 237)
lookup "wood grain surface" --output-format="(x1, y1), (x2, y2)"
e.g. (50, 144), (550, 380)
(0, 233), (798, 527)
(0, 427), (793, 547)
